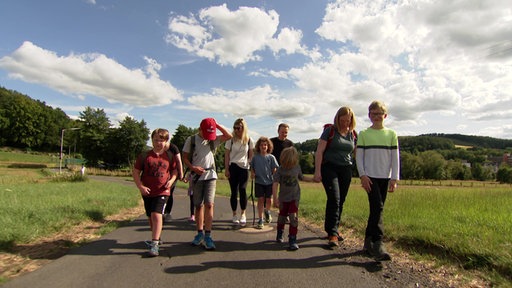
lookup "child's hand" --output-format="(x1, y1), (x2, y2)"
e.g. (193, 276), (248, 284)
(138, 186), (150, 196)
(388, 180), (397, 192)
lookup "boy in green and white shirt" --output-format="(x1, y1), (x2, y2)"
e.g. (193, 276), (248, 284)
(356, 100), (399, 261)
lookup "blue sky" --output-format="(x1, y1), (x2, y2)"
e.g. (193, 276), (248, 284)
(1, 0), (511, 143)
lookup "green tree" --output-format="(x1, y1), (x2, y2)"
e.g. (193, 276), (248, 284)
(445, 160), (472, 180)
(299, 152), (315, 174)
(419, 150), (446, 180)
(78, 107), (111, 166)
(400, 151), (423, 180)
(104, 117), (149, 168)
(496, 166), (512, 183)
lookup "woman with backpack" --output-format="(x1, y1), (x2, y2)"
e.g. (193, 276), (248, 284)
(313, 107), (357, 247)
(224, 118), (254, 226)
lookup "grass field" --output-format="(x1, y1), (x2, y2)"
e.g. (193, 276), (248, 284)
(2, 149), (511, 286)
(184, 178), (512, 286)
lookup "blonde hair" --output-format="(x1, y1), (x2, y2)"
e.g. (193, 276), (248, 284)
(280, 146), (299, 169)
(333, 106), (356, 131)
(255, 136), (273, 154)
(151, 128), (170, 141)
(232, 118), (250, 144)
(368, 100), (387, 114)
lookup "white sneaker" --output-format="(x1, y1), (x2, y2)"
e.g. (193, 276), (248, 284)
(232, 215), (239, 224)
(239, 214), (246, 226)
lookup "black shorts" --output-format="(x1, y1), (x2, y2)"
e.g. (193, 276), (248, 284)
(254, 183), (273, 199)
(143, 195), (168, 217)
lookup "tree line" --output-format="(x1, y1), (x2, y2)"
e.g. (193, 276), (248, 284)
(1, 86), (512, 183)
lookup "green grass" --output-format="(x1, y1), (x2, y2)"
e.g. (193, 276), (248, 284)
(0, 181), (140, 251)
(0, 149), (56, 164)
(2, 152), (512, 286)
(206, 177), (512, 286)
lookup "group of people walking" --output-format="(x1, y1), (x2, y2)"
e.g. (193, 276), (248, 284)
(132, 100), (399, 261)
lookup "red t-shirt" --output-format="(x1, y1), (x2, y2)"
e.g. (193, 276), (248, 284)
(134, 150), (176, 197)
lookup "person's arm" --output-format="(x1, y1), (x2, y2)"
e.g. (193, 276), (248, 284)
(175, 152), (184, 181)
(166, 168), (178, 189)
(216, 123), (233, 142)
(224, 145), (231, 178)
(313, 139), (327, 182)
(132, 168), (150, 196)
(272, 182), (279, 208)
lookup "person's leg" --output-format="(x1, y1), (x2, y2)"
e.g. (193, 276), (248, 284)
(336, 165), (352, 239)
(193, 181), (205, 231)
(288, 200), (299, 250)
(321, 164), (340, 237)
(203, 179), (216, 232)
(238, 167), (249, 218)
(203, 180), (216, 249)
(151, 212), (163, 241)
(228, 164), (239, 216)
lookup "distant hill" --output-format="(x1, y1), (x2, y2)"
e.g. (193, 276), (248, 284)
(419, 133), (512, 150)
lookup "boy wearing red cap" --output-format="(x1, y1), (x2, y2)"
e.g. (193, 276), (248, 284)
(182, 118), (232, 250)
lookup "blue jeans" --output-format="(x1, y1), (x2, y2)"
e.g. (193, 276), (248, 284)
(365, 178), (389, 242)
(321, 163), (352, 237)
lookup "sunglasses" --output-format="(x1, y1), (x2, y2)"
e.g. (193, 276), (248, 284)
(233, 126), (242, 130)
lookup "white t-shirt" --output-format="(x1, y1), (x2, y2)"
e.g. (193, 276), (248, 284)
(225, 138), (254, 169)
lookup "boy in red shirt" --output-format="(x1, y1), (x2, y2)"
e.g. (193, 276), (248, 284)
(133, 128), (178, 257)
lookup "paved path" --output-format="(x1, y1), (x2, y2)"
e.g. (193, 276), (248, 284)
(3, 177), (405, 288)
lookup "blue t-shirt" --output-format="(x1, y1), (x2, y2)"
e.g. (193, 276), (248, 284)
(250, 153), (279, 185)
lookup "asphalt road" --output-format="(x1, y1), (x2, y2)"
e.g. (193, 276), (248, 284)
(2, 176), (421, 288)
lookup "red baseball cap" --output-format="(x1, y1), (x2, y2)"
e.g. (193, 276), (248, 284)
(200, 118), (217, 141)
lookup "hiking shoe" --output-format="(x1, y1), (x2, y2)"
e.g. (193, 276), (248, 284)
(328, 235), (339, 247)
(276, 230), (284, 243)
(372, 240), (391, 261)
(191, 233), (204, 246)
(264, 210), (272, 223)
(239, 214), (247, 226)
(188, 215), (195, 222)
(148, 242), (159, 257)
(289, 236), (299, 251)
(232, 215), (240, 224)
(256, 218), (264, 229)
(204, 235), (216, 250)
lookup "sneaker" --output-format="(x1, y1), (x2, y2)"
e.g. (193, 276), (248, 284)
(276, 230), (284, 243)
(148, 242), (159, 257)
(289, 236), (299, 251)
(264, 210), (272, 223)
(256, 218), (264, 229)
(144, 239), (163, 246)
(191, 233), (204, 246)
(188, 215), (195, 222)
(204, 235), (216, 250)
(239, 214), (247, 226)
(232, 215), (240, 224)
(328, 235), (339, 247)
(372, 240), (391, 261)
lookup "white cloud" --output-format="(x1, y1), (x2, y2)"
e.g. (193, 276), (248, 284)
(180, 85), (314, 119)
(0, 41), (183, 107)
(165, 4), (312, 66)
